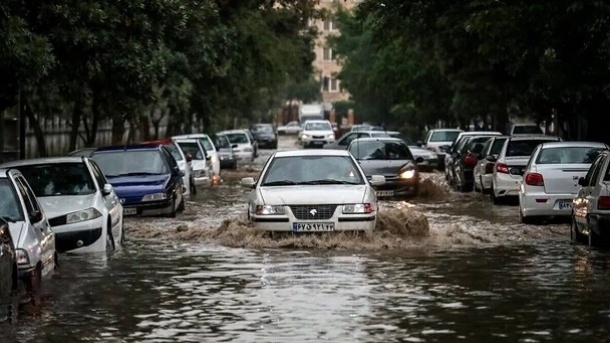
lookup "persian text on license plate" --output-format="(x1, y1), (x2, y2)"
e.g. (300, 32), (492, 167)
(124, 208), (137, 215)
(292, 222), (335, 232)
(558, 201), (572, 210)
(376, 190), (394, 196)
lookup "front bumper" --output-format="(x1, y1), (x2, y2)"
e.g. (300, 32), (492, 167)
(493, 173), (522, 197)
(123, 198), (174, 217)
(373, 178), (418, 197)
(192, 169), (212, 186)
(234, 151), (254, 161)
(257, 139), (277, 148)
(519, 189), (575, 217)
(49, 216), (106, 253)
(219, 155), (237, 168)
(303, 139), (334, 148)
(250, 212), (376, 232)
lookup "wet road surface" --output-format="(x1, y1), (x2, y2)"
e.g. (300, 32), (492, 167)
(2, 136), (609, 342)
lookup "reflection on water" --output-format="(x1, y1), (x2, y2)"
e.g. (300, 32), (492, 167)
(2, 242), (610, 341)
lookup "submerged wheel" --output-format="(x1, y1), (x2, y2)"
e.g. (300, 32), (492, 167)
(106, 218), (116, 252)
(570, 216), (585, 245)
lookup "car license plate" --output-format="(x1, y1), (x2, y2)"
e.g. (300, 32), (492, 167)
(376, 190), (394, 196)
(558, 201), (572, 210)
(292, 222), (335, 232)
(124, 208), (137, 215)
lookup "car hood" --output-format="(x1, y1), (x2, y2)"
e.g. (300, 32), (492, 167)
(107, 174), (169, 196)
(302, 130), (333, 136)
(259, 185), (367, 205)
(38, 194), (97, 219)
(358, 160), (413, 176)
(408, 146), (436, 157)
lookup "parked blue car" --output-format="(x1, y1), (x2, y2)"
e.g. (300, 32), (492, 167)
(90, 144), (186, 217)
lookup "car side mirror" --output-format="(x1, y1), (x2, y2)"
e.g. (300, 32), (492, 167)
(102, 183), (113, 196)
(415, 157), (424, 164)
(232, 144), (238, 149)
(30, 210), (42, 223)
(578, 177), (586, 186)
(370, 175), (386, 186)
(206, 155), (211, 161)
(185, 153), (193, 162)
(240, 177), (256, 188)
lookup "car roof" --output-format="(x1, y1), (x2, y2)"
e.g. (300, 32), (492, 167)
(508, 135), (559, 141)
(173, 138), (199, 143)
(304, 120), (330, 124)
(430, 128), (463, 132)
(459, 131), (501, 136)
(351, 137), (404, 143)
(1, 156), (86, 168)
(540, 141), (607, 148)
(274, 149), (350, 158)
(94, 143), (161, 152)
(219, 129), (249, 134)
(173, 134), (210, 139)
(0, 168), (23, 179)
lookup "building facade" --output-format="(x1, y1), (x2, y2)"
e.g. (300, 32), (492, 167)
(312, 0), (362, 104)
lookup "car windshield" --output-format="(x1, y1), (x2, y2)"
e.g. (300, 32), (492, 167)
(305, 122), (331, 131)
(261, 155), (364, 186)
(92, 150), (169, 177)
(536, 147), (604, 164)
(177, 142), (204, 160)
(163, 144), (183, 161)
(225, 133), (249, 144)
(430, 131), (460, 142)
(214, 135), (231, 149)
(349, 141), (414, 160)
(513, 125), (543, 134)
(0, 179), (24, 222)
(18, 162), (97, 196)
(506, 139), (557, 157)
(490, 138), (508, 155)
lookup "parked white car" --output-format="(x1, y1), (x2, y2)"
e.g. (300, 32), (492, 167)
(571, 149), (610, 246)
(490, 135), (561, 204)
(277, 121), (301, 135)
(219, 129), (256, 162)
(174, 138), (213, 189)
(241, 149), (385, 235)
(142, 139), (193, 196)
(473, 136), (509, 193)
(2, 157), (125, 252)
(0, 169), (56, 291)
(300, 120), (335, 148)
(173, 134), (221, 178)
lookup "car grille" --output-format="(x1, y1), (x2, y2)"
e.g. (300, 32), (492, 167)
(289, 204), (337, 220)
(312, 135), (325, 139)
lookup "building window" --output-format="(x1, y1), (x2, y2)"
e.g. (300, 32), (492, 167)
(323, 19), (335, 31)
(323, 48), (336, 61)
(330, 78), (339, 92)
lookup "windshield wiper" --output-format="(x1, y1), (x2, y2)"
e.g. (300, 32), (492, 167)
(301, 179), (360, 185)
(262, 180), (299, 186)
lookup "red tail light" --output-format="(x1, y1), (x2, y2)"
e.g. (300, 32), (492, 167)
(484, 162), (495, 174)
(464, 155), (477, 167)
(598, 196), (610, 210)
(496, 163), (509, 174)
(524, 172), (544, 186)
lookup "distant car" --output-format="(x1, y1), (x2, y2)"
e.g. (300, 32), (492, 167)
(490, 135), (562, 204)
(347, 137), (422, 198)
(214, 133), (237, 170)
(174, 138), (213, 190)
(0, 169), (56, 292)
(571, 149), (610, 246)
(141, 139), (193, 196)
(518, 141), (607, 224)
(445, 131), (502, 181)
(219, 129), (256, 162)
(240, 149), (385, 235)
(473, 136), (509, 194)
(173, 134), (221, 178)
(384, 131), (438, 171)
(277, 121), (301, 135)
(449, 135), (495, 192)
(323, 130), (378, 150)
(91, 144), (185, 217)
(250, 123), (278, 149)
(1, 157), (125, 253)
(68, 147), (96, 157)
(300, 120), (335, 148)
(0, 218), (17, 299)
(421, 129), (463, 169)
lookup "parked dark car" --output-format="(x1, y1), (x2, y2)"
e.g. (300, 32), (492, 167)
(347, 137), (423, 198)
(450, 136), (495, 192)
(213, 133), (237, 169)
(250, 123), (278, 149)
(0, 218), (17, 299)
(91, 144), (185, 217)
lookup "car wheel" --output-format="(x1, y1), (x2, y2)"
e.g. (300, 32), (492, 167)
(490, 184), (501, 205)
(106, 218), (116, 252)
(570, 216), (585, 245)
(166, 197), (177, 218)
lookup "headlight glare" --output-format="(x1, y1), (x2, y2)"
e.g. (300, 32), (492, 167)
(342, 203), (374, 214)
(399, 170), (416, 179)
(142, 192), (168, 202)
(255, 205), (285, 215)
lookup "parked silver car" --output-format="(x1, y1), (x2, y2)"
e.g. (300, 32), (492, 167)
(0, 169), (56, 291)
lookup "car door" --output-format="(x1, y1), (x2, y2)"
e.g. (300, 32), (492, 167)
(574, 154), (605, 229)
(161, 148), (183, 208)
(0, 221), (13, 296)
(88, 160), (121, 228)
(14, 176), (54, 275)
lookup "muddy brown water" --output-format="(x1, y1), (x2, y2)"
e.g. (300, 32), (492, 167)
(2, 136), (609, 342)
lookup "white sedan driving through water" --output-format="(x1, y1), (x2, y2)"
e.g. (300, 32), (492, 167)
(240, 150), (386, 234)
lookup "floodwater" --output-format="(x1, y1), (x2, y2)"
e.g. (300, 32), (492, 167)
(2, 136), (610, 342)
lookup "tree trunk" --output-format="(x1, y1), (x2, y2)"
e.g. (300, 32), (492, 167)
(140, 112), (151, 141)
(23, 99), (47, 157)
(69, 96), (83, 151)
(111, 113), (125, 145)
(85, 93), (102, 146)
(165, 106), (180, 137)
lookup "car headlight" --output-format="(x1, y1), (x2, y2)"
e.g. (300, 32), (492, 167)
(399, 169), (416, 179)
(301, 134), (309, 140)
(342, 203), (374, 214)
(16, 248), (29, 265)
(255, 205), (285, 215)
(66, 207), (103, 224)
(326, 134), (335, 140)
(142, 192), (168, 202)
(219, 155), (227, 160)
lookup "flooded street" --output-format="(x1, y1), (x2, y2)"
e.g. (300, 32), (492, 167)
(3, 136), (610, 342)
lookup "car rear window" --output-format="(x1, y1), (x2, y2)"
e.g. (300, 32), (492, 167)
(490, 138), (508, 155)
(536, 147), (604, 164)
(430, 131), (460, 142)
(513, 125), (543, 135)
(506, 139), (557, 157)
